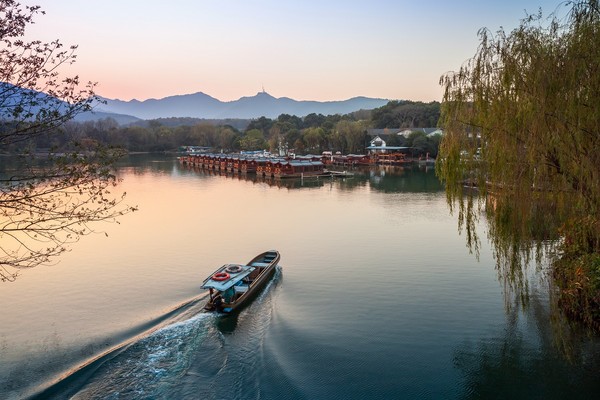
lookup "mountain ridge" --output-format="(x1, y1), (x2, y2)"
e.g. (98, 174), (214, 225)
(96, 91), (392, 120)
(0, 81), (394, 123)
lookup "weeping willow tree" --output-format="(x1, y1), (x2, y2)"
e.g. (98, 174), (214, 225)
(437, 0), (600, 328)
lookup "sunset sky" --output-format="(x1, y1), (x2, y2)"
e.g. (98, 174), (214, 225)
(28, 0), (564, 102)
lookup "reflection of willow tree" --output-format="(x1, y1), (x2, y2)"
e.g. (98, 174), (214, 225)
(436, 0), (600, 329)
(369, 166), (443, 193)
(484, 193), (563, 311)
(454, 285), (600, 399)
(0, 1), (135, 281)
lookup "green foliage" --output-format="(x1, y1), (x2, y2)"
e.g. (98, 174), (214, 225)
(437, 0), (600, 328)
(245, 116), (273, 137)
(239, 129), (266, 151)
(302, 113), (326, 128)
(276, 114), (302, 130)
(13, 102), (426, 157)
(335, 120), (367, 154)
(302, 127), (325, 152)
(383, 132), (405, 147)
(411, 135), (428, 154)
(554, 252), (600, 330)
(371, 100), (441, 129)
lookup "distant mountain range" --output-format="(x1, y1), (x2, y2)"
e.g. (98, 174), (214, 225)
(0, 82), (393, 124)
(95, 91), (391, 120)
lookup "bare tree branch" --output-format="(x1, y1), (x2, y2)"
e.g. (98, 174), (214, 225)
(0, 1), (136, 281)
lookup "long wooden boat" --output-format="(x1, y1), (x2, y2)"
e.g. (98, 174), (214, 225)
(201, 250), (280, 313)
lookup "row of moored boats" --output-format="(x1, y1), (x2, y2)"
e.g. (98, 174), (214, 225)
(180, 153), (334, 178)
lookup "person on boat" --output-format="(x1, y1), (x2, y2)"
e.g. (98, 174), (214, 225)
(222, 287), (234, 303)
(213, 293), (223, 311)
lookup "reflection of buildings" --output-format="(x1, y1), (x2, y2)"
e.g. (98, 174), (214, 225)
(366, 165), (444, 193)
(179, 162), (329, 190)
(179, 159), (444, 194)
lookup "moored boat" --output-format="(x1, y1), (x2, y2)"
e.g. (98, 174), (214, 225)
(202, 250), (280, 313)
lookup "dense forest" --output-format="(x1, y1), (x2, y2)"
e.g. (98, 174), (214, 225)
(371, 100), (440, 129)
(5, 100), (442, 157)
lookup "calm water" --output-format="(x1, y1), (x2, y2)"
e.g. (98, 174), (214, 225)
(1, 154), (599, 399)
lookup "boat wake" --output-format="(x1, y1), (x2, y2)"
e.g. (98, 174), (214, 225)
(69, 312), (220, 399)
(30, 267), (284, 400)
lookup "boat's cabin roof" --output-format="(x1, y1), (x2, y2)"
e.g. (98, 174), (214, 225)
(201, 264), (255, 291)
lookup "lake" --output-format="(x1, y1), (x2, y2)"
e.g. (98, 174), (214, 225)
(1, 154), (599, 399)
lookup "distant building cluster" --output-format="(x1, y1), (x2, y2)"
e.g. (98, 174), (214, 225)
(366, 128), (443, 154)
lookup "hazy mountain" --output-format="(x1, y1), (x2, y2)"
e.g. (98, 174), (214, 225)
(96, 91), (391, 119)
(74, 110), (142, 125)
(0, 81), (141, 125)
(1, 81), (392, 124)
(97, 92), (223, 120)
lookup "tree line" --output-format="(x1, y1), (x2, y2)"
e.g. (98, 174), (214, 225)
(5, 101), (442, 157)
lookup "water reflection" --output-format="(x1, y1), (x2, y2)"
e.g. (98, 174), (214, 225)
(366, 165), (444, 193)
(454, 285), (600, 400)
(175, 156), (444, 194)
(3, 154), (599, 399)
(215, 312), (239, 334)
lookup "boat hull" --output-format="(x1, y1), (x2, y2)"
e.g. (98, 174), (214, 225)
(221, 264), (277, 313)
(203, 250), (280, 313)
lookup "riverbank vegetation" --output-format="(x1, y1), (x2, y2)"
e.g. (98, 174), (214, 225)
(436, 0), (600, 330)
(2, 99), (441, 157)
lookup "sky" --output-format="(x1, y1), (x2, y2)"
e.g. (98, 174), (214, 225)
(26, 0), (565, 102)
